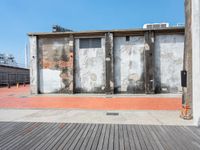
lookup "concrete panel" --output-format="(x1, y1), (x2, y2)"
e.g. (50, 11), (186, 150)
(155, 34), (184, 93)
(114, 36), (145, 93)
(75, 38), (106, 93)
(38, 37), (73, 94)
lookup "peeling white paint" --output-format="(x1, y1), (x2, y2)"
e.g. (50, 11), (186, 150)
(39, 69), (65, 93)
(75, 38), (106, 92)
(155, 34), (184, 93)
(114, 36), (145, 93)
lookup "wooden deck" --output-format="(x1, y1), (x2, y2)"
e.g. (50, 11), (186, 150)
(0, 122), (200, 150)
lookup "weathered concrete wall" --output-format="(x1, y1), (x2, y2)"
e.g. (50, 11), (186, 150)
(114, 36), (145, 93)
(155, 34), (184, 93)
(75, 38), (106, 93)
(38, 37), (73, 94)
(29, 29), (185, 95)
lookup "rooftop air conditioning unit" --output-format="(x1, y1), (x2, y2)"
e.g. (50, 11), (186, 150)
(143, 23), (170, 29)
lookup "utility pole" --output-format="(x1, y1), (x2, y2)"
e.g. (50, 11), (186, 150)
(181, 0), (193, 119)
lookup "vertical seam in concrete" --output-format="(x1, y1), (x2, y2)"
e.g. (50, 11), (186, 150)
(144, 31), (155, 94)
(105, 33), (114, 94)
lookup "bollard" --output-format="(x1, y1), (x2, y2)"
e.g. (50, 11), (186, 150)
(16, 83), (19, 88)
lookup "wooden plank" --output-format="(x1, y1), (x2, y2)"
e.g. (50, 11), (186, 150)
(138, 125), (154, 150)
(126, 125), (136, 150)
(173, 126), (200, 149)
(122, 125), (131, 150)
(0, 122), (31, 141)
(91, 124), (103, 150)
(7, 123), (53, 150)
(108, 124), (114, 150)
(97, 124), (107, 150)
(134, 125), (148, 150)
(30, 123), (66, 150)
(0, 122), (27, 137)
(1, 122), (46, 149)
(58, 123), (85, 150)
(79, 124), (96, 150)
(1, 122), (200, 150)
(152, 125), (182, 150)
(20, 123), (58, 150)
(187, 126), (200, 137)
(114, 124), (120, 150)
(36, 123), (72, 150)
(140, 125), (156, 150)
(182, 126), (200, 143)
(0, 122), (20, 133)
(41, 123), (75, 150)
(85, 124), (99, 150)
(151, 125), (177, 150)
(119, 124), (125, 150)
(74, 124), (93, 150)
(68, 124), (88, 150)
(145, 125), (164, 150)
(102, 124), (111, 150)
(52, 123), (80, 150)
(0, 122), (40, 148)
(130, 125), (142, 150)
(164, 125), (189, 150)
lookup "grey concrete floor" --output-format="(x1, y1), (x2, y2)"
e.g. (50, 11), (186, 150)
(0, 109), (193, 126)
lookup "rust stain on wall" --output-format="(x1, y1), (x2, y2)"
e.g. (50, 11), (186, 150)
(38, 37), (73, 93)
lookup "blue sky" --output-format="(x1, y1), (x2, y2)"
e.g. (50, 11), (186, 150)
(0, 0), (184, 66)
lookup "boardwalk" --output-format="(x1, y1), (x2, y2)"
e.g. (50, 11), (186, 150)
(0, 122), (200, 150)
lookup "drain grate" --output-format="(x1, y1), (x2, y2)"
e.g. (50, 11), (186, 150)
(106, 112), (119, 116)
(19, 96), (28, 98)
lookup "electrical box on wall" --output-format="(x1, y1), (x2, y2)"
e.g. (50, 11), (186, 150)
(181, 70), (187, 87)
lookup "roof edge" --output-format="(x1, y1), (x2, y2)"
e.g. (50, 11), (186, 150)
(28, 27), (185, 36)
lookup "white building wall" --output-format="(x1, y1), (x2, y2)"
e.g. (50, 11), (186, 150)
(192, 0), (200, 126)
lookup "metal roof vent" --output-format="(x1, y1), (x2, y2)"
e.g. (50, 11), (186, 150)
(143, 23), (170, 29)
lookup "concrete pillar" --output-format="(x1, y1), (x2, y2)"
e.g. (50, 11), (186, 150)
(69, 35), (74, 94)
(192, 0), (200, 126)
(144, 31), (155, 94)
(105, 33), (114, 94)
(29, 36), (39, 94)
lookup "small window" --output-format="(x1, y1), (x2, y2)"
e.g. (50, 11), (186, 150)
(80, 38), (101, 49)
(126, 36), (130, 42)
